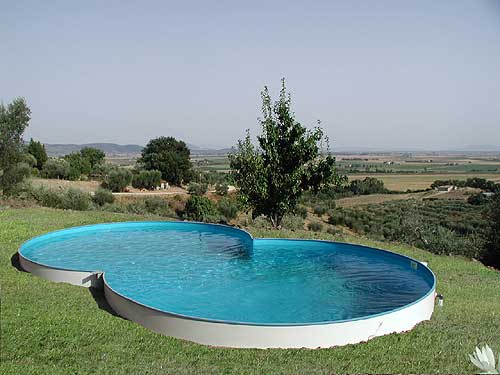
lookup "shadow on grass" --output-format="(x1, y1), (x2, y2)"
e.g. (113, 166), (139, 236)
(89, 287), (125, 319)
(11, 251), (125, 320)
(10, 252), (26, 273)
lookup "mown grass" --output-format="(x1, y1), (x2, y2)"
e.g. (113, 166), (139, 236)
(1, 207), (499, 374)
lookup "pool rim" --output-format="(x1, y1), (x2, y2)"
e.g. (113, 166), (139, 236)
(18, 220), (436, 327)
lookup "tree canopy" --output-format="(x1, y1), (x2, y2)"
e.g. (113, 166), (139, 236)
(0, 98), (31, 194)
(26, 138), (48, 170)
(229, 79), (344, 228)
(138, 136), (192, 185)
(79, 147), (105, 170)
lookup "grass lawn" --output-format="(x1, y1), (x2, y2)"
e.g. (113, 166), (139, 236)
(1, 207), (499, 374)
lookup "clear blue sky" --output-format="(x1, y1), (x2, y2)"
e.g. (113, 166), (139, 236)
(2, 0), (500, 150)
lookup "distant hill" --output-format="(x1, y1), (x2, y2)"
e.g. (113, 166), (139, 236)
(44, 142), (232, 157)
(44, 143), (144, 156)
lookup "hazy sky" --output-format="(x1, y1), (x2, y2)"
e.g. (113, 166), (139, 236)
(2, 0), (500, 149)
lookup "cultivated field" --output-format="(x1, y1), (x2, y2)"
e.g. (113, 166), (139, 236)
(349, 173), (500, 191)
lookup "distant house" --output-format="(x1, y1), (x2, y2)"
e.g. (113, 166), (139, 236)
(155, 180), (170, 190)
(437, 185), (457, 192)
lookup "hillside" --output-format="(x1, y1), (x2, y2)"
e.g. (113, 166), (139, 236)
(44, 142), (232, 157)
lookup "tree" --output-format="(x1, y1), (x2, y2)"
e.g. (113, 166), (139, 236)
(43, 158), (71, 179)
(229, 79), (344, 228)
(64, 152), (91, 180)
(101, 168), (132, 192)
(184, 195), (217, 222)
(138, 136), (192, 185)
(80, 147), (105, 170)
(26, 138), (48, 170)
(485, 193), (500, 267)
(131, 169), (162, 190)
(0, 98), (31, 194)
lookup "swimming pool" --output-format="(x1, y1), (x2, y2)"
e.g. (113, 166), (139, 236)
(18, 221), (436, 348)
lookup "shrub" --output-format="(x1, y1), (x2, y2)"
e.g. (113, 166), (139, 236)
(28, 185), (91, 211)
(102, 168), (132, 192)
(29, 185), (63, 208)
(313, 205), (327, 216)
(308, 221), (323, 232)
(467, 193), (488, 205)
(215, 183), (229, 196)
(295, 205), (308, 219)
(61, 188), (91, 211)
(92, 188), (115, 206)
(281, 215), (304, 231)
(327, 227), (342, 236)
(187, 182), (208, 196)
(132, 170), (162, 190)
(217, 198), (239, 221)
(42, 158), (70, 179)
(184, 195), (217, 222)
(144, 197), (173, 216)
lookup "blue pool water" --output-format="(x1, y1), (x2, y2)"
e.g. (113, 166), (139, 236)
(19, 222), (435, 325)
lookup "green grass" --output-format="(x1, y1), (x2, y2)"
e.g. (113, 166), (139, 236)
(1, 207), (500, 374)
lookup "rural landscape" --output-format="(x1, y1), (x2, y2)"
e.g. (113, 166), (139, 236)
(2, 2), (500, 375)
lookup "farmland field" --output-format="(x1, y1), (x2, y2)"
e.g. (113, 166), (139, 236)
(349, 173), (500, 191)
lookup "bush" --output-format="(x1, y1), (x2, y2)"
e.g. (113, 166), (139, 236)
(42, 158), (71, 179)
(215, 183), (229, 196)
(29, 185), (63, 208)
(295, 205), (308, 219)
(144, 197), (173, 216)
(132, 170), (162, 190)
(184, 195), (217, 222)
(313, 205), (327, 216)
(92, 188), (115, 206)
(217, 198), (239, 221)
(281, 215), (304, 231)
(0, 162), (32, 196)
(28, 185), (91, 211)
(102, 168), (132, 192)
(187, 182), (208, 196)
(61, 188), (92, 211)
(308, 221), (323, 232)
(468, 193), (488, 205)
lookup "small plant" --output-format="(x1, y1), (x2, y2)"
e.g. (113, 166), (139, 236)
(469, 345), (499, 374)
(102, 168), (132, 192)
(308, 221), (323, 232)
(294, 205), (308, 219)
(184, 195), (217, 222)
(144, 197), (172, 217)
(215, 183), (229, 196)
(313, 205), (327, 216)
(187, 182), (208, 196)
(217, 198), (239, 221)
(92, 188), (115, 206)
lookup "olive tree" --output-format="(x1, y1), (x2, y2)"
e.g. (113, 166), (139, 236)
(0, 98), (31, 195)
(229, 79), (344, 228)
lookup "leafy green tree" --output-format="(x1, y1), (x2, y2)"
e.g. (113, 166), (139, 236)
(184, 195), (217, 222)
(64, 152), (91, 180)
(0, 98), (31, 194)
(138, 136), (192, 185)
(229, 79), (344, 228)
(485, 193), (500, 267)
(101, 168), (132, 192)
(131, 169), (162, 190)
(26, 138), (48, 170)
(80, 147), (105, 170)
(43, 158), (71, 179)
(187, 182), (208, 196)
